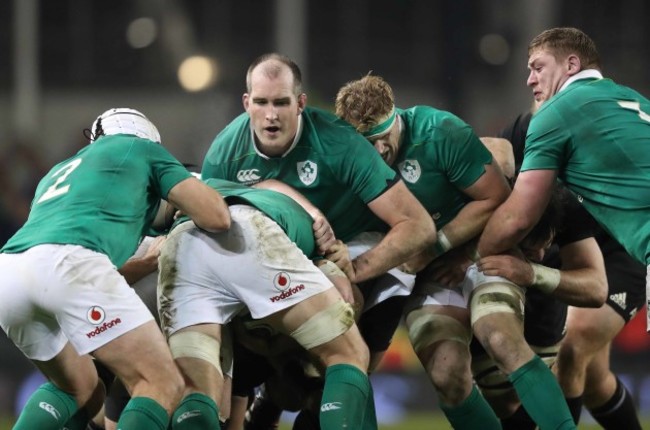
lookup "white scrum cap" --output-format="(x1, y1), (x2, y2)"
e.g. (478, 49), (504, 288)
(90, 108), (161, 143)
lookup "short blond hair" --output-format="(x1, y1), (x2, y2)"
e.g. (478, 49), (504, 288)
(335, 74), (395, 134)
(529, 27), (601, 70)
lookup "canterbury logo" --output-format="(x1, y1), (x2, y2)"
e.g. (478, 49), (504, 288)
(39, 402), (61, 420)
(321, 402), (343, 412)
(236, 169), (261, 182)
(177, 410), (202, 423)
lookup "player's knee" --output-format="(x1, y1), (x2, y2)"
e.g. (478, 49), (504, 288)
(557, 338), (585, 368)
(469, 282), (525, 328)
(289, 298), (355, 351)
(407, 308), (472, 354)
(429, 351), (473, 405)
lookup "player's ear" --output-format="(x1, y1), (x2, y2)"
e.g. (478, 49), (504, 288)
(242, 93), (250, 110)
(297, 93), (307, 115)
(566, 54), (581, 76)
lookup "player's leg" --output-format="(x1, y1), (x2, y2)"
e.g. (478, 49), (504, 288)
(468, 265), (575, 430)
(92, 320), (184, 429)
(157, 221), (243, 430)
(559, 303), (641, 429)
(13, 342), (104, 430)
(0, 247), (107, 430)
(556, 305), (623, 421)
(166, 323), (225, 429)
(583, 343), (641, 430)
(262, 287), (372, 430)
(405, 278), (501, 430)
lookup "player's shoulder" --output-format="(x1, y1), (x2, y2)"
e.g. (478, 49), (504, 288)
(301, 106), (371, 154)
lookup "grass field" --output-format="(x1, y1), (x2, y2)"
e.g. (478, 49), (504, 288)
(3, 413), (645, 429)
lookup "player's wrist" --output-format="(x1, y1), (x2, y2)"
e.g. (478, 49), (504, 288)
(530, 262), (561, 294)
(432, 230), (453, 257)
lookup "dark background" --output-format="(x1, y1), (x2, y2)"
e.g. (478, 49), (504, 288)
(1, 0), (649, 422)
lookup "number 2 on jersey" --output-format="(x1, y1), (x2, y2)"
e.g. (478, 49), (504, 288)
(36, 158), (83, 203)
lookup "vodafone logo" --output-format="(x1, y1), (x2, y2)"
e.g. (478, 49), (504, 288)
(87, 306), (106, 325)
(273, 272), (291, 291)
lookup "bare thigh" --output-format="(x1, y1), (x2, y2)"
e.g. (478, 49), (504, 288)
(93, 320), (183, 412)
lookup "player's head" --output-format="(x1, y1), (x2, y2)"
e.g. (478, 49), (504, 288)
(88, 108), (161, 144)
(527, 27), (600, 104)
(335, 74), (402, 165)
(243, 53), (306, 157)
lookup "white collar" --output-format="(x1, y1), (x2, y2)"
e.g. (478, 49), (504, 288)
(251, 114), (304, 159)
(558, 69), (603, 93)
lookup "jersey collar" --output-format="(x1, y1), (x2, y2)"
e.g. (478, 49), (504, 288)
(559, 69), (603, 93)
(251, 114), (304, 159)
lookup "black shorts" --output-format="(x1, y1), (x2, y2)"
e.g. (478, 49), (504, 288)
(104, 378), (130, 422)
(231, 340), (274, 398)
(357, 294), (408, 353)
(523, 288), (567, 347)
(603, 247), (646, 322)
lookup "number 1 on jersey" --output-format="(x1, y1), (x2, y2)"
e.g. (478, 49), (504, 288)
(618, 101), (650, 123)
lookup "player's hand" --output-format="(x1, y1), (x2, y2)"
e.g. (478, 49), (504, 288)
(325, 240), (354, 280)
(398, 246), (437, 274)
(427, 247), (473, 287)
(332, 275), (355, 305)
(312, 211), (336, 255)
(476, 254), (534, 286)
(143, 235), (166, 261)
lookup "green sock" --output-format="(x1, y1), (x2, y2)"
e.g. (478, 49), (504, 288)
(440, 385), (502, 430)
(64, 406), (91, 430)
(13, 382), (78, 430)
(117, 396), (170, 430)
(361, 381), (378, 430)
(171, 393), (220, 429)
(319, 364), (370, 430)
(509, 356), (576, 430)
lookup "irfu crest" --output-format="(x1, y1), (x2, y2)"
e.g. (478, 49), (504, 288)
(297, 160), (318, 185)
(398, 159), (421, 183)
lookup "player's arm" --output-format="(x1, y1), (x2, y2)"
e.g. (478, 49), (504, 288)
(477, 237), (607, 307)
(553, 237), (608, 306)
(353, 180), (436, 283)
(477, 169), (556, 257)
(166, 176), (231, 233)
(119, 236), (166, 285)
(252, 179), (336, 254)
(401, 162), (511, 274)
(480, 137), (516, 180)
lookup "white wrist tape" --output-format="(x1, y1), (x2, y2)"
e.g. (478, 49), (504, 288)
(530, 263), (561, 294)
(433, 230), (453, 255)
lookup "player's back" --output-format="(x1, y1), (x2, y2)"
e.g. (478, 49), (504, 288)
(2, 135), (187, 267)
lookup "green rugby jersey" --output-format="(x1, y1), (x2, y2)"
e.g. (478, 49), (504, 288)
(202, 106), (397, 242)
(1, 135), (191, 267)
(395, 106), (493, 228)
(197, 178), (316, 258)
(522, 77), (650, 264)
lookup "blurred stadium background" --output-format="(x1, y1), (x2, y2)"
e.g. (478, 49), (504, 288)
(1, 0), (650, 428)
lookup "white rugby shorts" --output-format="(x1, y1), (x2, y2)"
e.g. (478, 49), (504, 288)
(158, 205), (333, 338)
(0, 244), (154, 360)
(404, 263), (517, 314)
(346, 231), (416, 310)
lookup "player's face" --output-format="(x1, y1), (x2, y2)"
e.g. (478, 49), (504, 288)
(526, 48), (571, 104)
(243, 66), (305, 157)
(368, 115), (402, 166)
